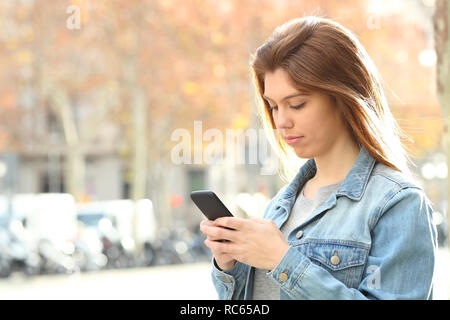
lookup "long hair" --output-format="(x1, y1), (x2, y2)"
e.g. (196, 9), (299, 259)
(251, 16), (417, 184)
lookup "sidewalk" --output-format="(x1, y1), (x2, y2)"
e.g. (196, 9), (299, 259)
(0, 262), (217, 300)
(434, 247), (450, 300)
(0, 247), (448, 300)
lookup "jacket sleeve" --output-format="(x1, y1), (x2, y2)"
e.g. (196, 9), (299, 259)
(266, 186), (437, 299)
(211, 259), (249, 300)
(210, 186), (288, 300)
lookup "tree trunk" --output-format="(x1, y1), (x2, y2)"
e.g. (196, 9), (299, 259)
(65, 144), (85, 200)
(51, 86), (85, 200)
(131, 87), (148, 250)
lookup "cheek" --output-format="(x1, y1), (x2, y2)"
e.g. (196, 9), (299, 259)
(319, 114), (347, 144)
(302, 110), (340, 140)
(295, 110), (325, 135)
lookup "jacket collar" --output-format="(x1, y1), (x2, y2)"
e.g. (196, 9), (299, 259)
(277, 145), (376, 209)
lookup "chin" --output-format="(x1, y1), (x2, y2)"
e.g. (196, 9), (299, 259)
(292, 147), (315, 159)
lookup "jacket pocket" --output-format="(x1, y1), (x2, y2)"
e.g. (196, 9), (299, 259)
(306, 239), (369, 289)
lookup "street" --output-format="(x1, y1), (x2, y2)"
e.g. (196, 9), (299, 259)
(0, 262), (217, 300)
(0, 248), (448, 300)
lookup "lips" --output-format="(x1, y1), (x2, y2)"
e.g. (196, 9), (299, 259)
(284, 135), (304, 145)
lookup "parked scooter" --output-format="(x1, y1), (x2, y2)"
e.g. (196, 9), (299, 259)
(152, 228), (184, 266)
(72, 221), (107, 272)
(101, 234), (134, 269)
(0, 219), (41, 277)
(151, 227), (210, 266)
(0, 228), (12, 278)
(37, 238), (76, 275)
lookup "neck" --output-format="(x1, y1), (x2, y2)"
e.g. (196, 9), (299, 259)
(312, 139), (360, 185)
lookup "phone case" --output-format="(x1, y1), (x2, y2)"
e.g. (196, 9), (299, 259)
(190, 190), (234, 220)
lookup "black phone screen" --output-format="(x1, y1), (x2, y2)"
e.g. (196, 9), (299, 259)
(190, 190), (234, 221)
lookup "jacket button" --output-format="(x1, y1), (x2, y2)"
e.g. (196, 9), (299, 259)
(220, 276), (232, 283)
(278, 271), (289, 282)
(330, 251), (340, 266)
(295, 230), (304, 239)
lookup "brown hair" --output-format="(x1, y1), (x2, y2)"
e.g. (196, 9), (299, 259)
(250, 16), (417, 183)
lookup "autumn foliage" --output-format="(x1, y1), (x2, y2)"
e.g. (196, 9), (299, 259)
(0, 0), (441, 161)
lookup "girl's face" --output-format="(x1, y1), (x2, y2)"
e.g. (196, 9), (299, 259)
(263, 68), (348, 159)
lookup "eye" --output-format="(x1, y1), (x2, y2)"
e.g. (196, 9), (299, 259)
(290, 102), (306, 109)
(268, 102), (305, 112)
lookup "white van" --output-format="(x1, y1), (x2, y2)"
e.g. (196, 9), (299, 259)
(27, 193), (78, 245)
(0, 193), (78, 251)
(76, 199), (157, 246)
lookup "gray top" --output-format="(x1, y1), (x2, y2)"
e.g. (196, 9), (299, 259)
(252, 179), (344, 300)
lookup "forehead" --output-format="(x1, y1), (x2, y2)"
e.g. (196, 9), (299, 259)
(264, 69), (295, 91)
(263, 68), (310, 99)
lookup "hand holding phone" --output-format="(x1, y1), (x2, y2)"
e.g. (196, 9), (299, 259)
(193, 190), (237, 271)
(192, 190), (235, 245)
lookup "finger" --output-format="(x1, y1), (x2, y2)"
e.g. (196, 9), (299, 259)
(204, 238), (231, 253)
(204, 231), (228, 242)
(201, 225), (236, 242)
(200, 220), (215, 228)
(204, 239), (239, 255)
(214, 217), (244, 230)
(200, 224), (218, 240)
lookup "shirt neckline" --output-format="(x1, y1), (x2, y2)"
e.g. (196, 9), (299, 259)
(300, 179), (344, 201)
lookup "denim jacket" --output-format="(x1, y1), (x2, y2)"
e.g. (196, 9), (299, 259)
(211, 146), (437, 300)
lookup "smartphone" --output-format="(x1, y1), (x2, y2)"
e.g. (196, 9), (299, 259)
(190, 190), (234, 221)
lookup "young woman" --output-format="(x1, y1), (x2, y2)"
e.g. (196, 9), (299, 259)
(200, 16), (437, 300)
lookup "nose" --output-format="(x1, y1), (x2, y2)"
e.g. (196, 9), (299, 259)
(274, 107), (294, 130)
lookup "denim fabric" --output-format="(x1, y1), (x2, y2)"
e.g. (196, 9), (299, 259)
(211, 146), (437, 300)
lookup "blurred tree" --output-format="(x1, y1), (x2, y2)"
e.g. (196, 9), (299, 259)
(0, 0), (444, 232)
(433, 0), (450, 247)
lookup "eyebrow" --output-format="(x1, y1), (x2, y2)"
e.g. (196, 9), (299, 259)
(262, 92), (310, 103)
